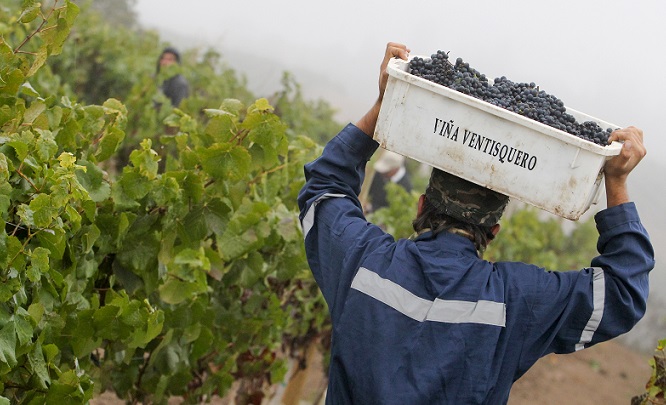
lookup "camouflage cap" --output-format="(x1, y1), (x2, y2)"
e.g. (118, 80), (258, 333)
(425, 169), (509, 226)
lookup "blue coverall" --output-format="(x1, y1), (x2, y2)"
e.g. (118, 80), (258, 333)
(297, 123), (654, 404)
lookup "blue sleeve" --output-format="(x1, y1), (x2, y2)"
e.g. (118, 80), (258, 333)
(297, 124), (391, 319)
(589, 203), (654, 342)
(517, 202), (654, 367)
(298, 124), (378, 210)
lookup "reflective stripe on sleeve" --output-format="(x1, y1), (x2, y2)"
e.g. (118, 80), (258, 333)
(351, 267), (506, 327)
(575, 267), (606, 351)
(301, 193), (347, 239)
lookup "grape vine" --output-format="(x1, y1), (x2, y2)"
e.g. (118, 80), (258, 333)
(632, 339), (666, 405)
(0, 2), (329, 403)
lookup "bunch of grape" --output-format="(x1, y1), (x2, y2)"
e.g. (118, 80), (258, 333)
(408, 51), (614, 146)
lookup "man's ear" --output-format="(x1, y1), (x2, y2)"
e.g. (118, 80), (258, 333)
(491, 223), (501, 237)
(417, 194), (426, 216)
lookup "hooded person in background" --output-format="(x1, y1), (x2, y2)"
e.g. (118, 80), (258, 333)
(156, 47), (189, 108)
(297, 42), (654, 404)
(366, 150), (413, 213)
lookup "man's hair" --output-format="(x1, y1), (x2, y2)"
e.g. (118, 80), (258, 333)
(412, 196), (496, 251)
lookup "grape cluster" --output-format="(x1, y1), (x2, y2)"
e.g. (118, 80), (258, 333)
(408, 51), (614, 146)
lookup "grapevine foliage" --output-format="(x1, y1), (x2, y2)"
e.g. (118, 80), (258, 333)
(0, 2), (329, 403)
(484, 206), (599, 270)
(632, 339), (666, 405)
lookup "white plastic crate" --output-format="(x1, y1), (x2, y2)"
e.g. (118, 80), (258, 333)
(374, 57), (623, 220)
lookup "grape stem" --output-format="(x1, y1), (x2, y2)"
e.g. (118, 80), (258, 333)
(13, 0), (61, 54)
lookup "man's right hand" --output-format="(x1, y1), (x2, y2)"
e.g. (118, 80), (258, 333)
(604, 126), (646, 208)
(356, 42), (410, 137)
(378, 42), (410, 102)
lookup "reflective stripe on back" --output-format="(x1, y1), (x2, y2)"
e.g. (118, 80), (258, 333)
(351, 267), (506, 327)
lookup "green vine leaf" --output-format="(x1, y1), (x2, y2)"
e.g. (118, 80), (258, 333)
(27, 246), (49, 282)
(199, 143), (252, 181)
(40, 0), (80, 56)
(29, 194), (56, 228)
(27, 342), (51, 389)
(17, 3), (41, 24)
(75, 160), (110, 202)
(0, 323), (17, 374)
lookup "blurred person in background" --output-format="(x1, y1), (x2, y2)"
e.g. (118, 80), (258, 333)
(366, 150), (413, 214)
(155, 46), (189, 109)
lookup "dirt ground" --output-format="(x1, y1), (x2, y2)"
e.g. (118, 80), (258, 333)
(509, 339), (653, 405)
(91, 339), (654, 405)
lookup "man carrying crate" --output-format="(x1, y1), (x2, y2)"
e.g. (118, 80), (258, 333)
(297, 42), (653, 404)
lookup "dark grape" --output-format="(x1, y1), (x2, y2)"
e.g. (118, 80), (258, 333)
(408, 52), (615, 146)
